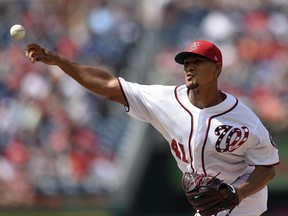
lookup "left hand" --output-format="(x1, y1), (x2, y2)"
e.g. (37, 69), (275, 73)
(182, 172), (239, 216)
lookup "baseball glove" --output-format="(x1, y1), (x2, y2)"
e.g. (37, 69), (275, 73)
(182, 172), (239, 216)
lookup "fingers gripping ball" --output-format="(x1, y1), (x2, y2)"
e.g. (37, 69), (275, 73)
(10, 24), (26, 40)
(182, 172), (239, 216)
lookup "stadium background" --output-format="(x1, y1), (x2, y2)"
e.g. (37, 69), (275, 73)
(0, 0), (287, 215)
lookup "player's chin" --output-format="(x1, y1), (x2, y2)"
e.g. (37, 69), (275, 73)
(186, 81), (199, 90)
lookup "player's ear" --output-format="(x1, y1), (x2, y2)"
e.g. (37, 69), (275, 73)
(215, 63), (222, 77)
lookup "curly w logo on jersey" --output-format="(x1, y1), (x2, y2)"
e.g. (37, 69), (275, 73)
(214, 125), (249, 153)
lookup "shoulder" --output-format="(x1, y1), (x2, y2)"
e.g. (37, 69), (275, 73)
(220, 92), (261, 129)
(118, 77), (178, 96)
(225, 92), (258, 116)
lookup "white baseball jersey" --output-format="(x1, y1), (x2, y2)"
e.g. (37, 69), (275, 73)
(118, 77), (279, 216)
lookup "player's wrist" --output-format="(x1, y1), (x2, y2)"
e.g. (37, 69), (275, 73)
(218, 183), (240, 204)
(235, 186), (246, 203)
(41, 47), (61, 65)
(235, 181), (252, 203)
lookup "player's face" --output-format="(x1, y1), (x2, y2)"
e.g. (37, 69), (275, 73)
(183, 55), (220, 90)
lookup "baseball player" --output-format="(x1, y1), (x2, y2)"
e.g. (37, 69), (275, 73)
(26, 40), (279, 216)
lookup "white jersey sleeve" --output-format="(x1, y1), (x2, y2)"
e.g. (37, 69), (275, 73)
(245, 119), (279, 166)
(118, 77), (153, 122)
(118, 77), (176, 132)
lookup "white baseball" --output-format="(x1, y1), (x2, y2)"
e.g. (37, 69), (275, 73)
(10, 24), (26, 40)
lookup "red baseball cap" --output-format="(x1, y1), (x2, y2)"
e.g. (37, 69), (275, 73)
(174, 40), (222, 65)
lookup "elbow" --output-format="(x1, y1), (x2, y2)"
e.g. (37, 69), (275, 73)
(256, 165), (276, 183)
(265, 166), (276, 183)
(269, 167), (276, 181)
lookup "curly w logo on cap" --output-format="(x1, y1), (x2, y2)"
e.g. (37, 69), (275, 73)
(175, 40), (223, 65)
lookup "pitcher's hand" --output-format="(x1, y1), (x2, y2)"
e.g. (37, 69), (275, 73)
(26, 43), (59, 65)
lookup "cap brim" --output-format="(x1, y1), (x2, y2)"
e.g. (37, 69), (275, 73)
(174, 52), (194, 64)
(175, 51), (219, 65)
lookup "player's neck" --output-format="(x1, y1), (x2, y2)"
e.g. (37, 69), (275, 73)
(188, 88), (223, 109)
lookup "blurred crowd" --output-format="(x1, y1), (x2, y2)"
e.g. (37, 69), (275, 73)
(0, 0), (287, 209)
(0, 0), (139, 207)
